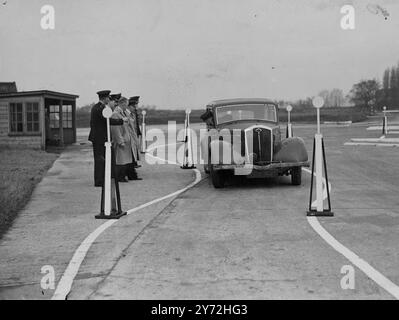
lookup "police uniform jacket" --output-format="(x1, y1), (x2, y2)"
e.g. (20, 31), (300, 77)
(134, 108), (142, 136)
(88, 102), (123, 144)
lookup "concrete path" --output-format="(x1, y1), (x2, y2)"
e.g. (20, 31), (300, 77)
(0, 136), (194, 299)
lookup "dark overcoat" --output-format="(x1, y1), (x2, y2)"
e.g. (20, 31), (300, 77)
(126, 108), (140, 162)
(88, 102), (123, 144)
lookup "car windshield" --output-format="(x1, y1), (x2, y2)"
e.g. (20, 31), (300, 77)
(215, 104), (277, 125)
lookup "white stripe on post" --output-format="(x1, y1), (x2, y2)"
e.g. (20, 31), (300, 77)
(141, 110), (147, 153)
(287, 123), (292, 138)
(101, 107), (114, 217)
(186, 109), (193, 167)
(183, 115), (187, 142)
(104, 141), (112, 216)
(315, 133), (324, 212)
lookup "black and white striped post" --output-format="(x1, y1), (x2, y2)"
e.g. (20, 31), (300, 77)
(181, 109), (196, 169)
(286, 105), (293, 138)
(181, 115), (188, 143)
(95, 105), (126, 220)
(307, 96), (333, 217)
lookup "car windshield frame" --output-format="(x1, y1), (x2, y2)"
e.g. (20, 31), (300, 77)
(215, 103), (277, 125)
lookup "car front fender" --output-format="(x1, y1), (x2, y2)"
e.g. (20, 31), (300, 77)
(273, 137), (308, 163)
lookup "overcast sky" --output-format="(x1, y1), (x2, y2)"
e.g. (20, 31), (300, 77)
(0, 0), (398, 108)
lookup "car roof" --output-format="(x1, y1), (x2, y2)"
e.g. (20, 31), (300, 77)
(206, 98), (277, 108)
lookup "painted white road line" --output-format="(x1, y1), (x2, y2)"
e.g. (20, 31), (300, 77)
(323, 121), (352, 126)
(344, 142), (399, 147)
(302, 168), (399, 299)
(351, 138), (399, 143)
(307, 217), (399, 299)
(367, 125), (399, 131)
(52, 220), (116, 300)
(52, 143), (201, 300)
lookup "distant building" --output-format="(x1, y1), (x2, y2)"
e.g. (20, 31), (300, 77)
(0, 82), (17, 94)
(0, 83), (79, 149)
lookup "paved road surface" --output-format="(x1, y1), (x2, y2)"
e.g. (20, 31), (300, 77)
(73, 124), (399, 299)
(1, 122), (399, 299)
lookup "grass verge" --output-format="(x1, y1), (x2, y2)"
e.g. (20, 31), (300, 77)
(0, 148), (59, 239)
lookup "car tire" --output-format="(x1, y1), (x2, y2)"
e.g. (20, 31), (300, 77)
(291, 167), (302, 185)
(210, 165), (225, 188)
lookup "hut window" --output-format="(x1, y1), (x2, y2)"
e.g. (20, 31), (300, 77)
(9, 102), (40, 134)
(26, 102), (40, 132)
(9, 103), (23, 133)
(62, 105), (73, 128)
(49, 105), (59, 128)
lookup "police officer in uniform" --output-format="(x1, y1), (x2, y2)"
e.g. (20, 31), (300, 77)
(88, 90), (126, 187)
(129, 96), (142, 169)
(109, 94), (117, 111)
(125, 97), (142, 179)
(110, 93), (121, 108)
(129, 96), (142, 137)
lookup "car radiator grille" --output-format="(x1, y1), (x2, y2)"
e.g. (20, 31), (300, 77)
(247, 127), (273, 165)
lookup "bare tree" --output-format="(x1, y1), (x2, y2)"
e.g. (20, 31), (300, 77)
(318, 90), (330, 106)
(383, 68), (390, 90)
(348, 79), (380, 113)
(396, 63), (399, 89)
(318, 89), (345, 107)
(390, 67), (397, 89)
(329, 88), (345, 107)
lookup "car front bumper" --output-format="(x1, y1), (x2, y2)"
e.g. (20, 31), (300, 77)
(212, 161), (310, 176)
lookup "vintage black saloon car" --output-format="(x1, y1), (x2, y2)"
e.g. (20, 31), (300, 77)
(200, 98), (310, 188)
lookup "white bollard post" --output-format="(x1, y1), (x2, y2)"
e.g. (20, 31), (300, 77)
(181, 109), (196, 169)
(383, 106), (388, 135)
(141, 110), (147, 153)
(313, 96), (325, 212)
(102, 106), (113, 216)
(313, 97), (324, 213)
(314, 133), (323, 212)
(187, 109), (193, 166)
(95, 104), (127, 220)
(183, 113), (188, 143)
(286, 105), (293, 138)
(307, 96), (333, 216)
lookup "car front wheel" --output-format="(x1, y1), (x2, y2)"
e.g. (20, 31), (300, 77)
(291, 167), (302, 185)
(210, 165), (225, 188)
